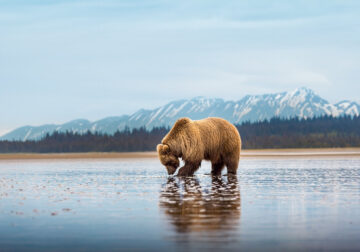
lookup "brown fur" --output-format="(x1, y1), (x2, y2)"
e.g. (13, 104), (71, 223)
(157, 117), (241, 176)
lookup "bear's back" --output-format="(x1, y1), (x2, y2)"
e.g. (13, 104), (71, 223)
(194, 117), (241, 154)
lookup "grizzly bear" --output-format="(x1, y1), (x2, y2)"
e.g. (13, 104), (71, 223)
(157, 117), (241, 176)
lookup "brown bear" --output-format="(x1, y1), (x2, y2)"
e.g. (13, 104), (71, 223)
(157, 117), (241, 176)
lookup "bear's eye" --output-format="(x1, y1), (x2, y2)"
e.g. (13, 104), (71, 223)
(164, 159), (173, 165)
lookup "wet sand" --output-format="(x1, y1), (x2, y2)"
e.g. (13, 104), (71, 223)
(0, 148), (360, 160)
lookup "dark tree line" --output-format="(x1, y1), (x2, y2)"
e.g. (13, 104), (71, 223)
(239, 115), (360, 149)
(0, 127), (168, 153)
(0, 115), (360, 153)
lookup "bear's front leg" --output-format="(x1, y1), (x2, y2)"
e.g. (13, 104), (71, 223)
(177, 162), (201, 176)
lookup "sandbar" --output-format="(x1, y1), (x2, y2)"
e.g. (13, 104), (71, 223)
(1, 148), (360, 160)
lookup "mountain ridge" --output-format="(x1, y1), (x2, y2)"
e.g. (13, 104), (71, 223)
(2, 87), (359, 141)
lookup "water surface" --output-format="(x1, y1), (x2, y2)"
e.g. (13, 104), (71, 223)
(0, 157), (359, 251)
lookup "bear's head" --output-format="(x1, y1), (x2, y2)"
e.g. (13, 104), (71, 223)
(157, 144), (179, 175)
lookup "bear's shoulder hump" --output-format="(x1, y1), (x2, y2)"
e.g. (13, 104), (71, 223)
(174, 117), (192, 127)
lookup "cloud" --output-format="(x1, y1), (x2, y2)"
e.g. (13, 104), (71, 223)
(0, 129), (11, 137)
(147, 16), (315, 31)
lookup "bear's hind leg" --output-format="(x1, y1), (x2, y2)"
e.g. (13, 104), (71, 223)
(211, 161), (225, 176)
(177, 161), (201, 176)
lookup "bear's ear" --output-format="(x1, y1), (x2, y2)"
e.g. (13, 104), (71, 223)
(157, 144), (170, 154)
(163, 144), (170, 153)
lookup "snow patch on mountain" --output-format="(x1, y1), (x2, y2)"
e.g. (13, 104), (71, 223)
(1, 87), (359, 141)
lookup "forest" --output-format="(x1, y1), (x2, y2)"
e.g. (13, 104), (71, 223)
(0, 115), (359, 153)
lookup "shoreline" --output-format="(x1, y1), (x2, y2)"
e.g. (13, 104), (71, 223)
(1, 148), (360, 160)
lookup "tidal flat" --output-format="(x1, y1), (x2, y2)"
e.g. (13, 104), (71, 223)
(0, 150), (359, 251)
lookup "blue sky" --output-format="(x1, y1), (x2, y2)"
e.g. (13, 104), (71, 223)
(1, 0), (360, 135)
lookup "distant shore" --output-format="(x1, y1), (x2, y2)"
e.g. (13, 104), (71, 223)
(1, 148), (360, 160)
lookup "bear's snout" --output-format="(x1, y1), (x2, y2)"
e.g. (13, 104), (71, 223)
(166, 166), (177, 175)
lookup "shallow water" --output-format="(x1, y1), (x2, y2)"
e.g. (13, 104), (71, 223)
(0, 157), (359, 251)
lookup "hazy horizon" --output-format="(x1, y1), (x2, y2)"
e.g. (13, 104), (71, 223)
(1, 0), (360, 135)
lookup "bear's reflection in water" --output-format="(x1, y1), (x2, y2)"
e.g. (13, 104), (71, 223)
(159, 176), (241, 235)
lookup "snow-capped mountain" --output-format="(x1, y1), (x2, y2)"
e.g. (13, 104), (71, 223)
(2, 87), (359, 141)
